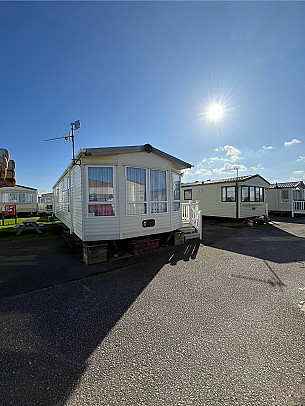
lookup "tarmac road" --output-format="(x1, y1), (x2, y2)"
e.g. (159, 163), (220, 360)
(0, 217), (304, 406)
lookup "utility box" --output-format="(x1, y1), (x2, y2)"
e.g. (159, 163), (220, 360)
(83, 243), (108, 265)
(4, 205), (16, 216)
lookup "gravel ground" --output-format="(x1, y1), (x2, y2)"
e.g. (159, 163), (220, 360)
(0, 217), (304, 406)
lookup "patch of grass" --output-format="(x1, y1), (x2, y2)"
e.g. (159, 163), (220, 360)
(0, 216), (62, 242)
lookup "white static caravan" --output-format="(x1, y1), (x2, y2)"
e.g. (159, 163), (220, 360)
(266, 181), (305, 216)
(38, 192), (53, 215)
(0, 185), (38, 214)
(53, 144), (192, 242)
(182, 174), (270, 219)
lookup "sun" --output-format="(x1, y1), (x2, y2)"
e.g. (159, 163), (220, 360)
(207, 104), (224, 121)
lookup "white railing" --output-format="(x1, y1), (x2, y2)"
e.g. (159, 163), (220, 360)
(181, 202), (202, 239)
(292, 200), (305, 217)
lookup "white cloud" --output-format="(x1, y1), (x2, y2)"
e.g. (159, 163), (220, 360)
(209, 157), (226, 162)
(230, 155), (242, 162)
(297, 156), (305, 162)
(292, 170), (304, 174)
(195, 168), (212, 176)
(213, 163), (247, 175)
(215, 145), (241, 156)
(182, 169), (192, 177)
(250, 163), (264, 171)
(201, 158), (207, 163)
(284, 138), (301, 147)
(262, 146), (273, 150)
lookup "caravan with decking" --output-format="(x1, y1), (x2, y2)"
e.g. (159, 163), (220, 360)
(182, 174), (270, 219)
(265, 181), (305, 217)
(53, 144), (192, 242)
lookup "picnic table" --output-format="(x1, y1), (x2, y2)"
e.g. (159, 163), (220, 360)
(15, 219), (42, 236)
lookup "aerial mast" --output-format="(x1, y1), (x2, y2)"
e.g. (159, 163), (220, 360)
(43, 120), (81, 164)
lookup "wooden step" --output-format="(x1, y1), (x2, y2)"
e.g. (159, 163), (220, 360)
(180, 226), (196, 233)
(184, 232), (200, 241)
(181, 222), (192, 228)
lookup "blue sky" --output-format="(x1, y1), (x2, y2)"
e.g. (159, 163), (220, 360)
(1, 2), (304, 193)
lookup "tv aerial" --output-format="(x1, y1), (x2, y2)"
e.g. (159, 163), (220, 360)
(43, 120), (81, 164)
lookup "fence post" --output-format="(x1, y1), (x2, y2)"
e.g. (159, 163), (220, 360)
(292, 201), (295, 217)
(199, 210), (202, 239)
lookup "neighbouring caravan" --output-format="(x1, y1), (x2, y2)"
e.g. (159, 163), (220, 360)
(0, 185), (38, 214)
(53, 144), (192, 242)
(182, 174), (270, 219)
(38, 192), (53, 215)
(266, 181), (305, 217)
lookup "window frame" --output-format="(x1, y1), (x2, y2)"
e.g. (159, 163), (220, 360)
(9, 193), (18, 203)
(221, 186), (236, 202)
(86, 165), (116, 218)
(1, 193), (9, 203)
(28, 194), (35, 203)
(125, 166), (148, 216)
(19, 193), (26, 203)
(184, 189), (192, 201)
(280, 189), (290, 203)
(173, 172), (181, 212)
(150, 169), (168, 214)
(241, 186), (265, 202)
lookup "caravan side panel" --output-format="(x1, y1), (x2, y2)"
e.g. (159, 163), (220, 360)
(120, 152), (173, 239)
(54, 175), (70, 228)
(182, 183), (236, 218)
(71, 165), (83, 240)
(239, 202), (266, 218)
(265, 189), (279, 212)
(266, 188), (293, 213)
(0, 186), (38, 214)
(82, 155), (120, 241)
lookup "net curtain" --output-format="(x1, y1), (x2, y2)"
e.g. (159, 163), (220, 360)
(88, 167), (114, 202)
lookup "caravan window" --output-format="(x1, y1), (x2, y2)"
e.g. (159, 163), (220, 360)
(19, 194), (26, 203)
(242, 186), (264, 202)
(242, 187), (250, 202)
(126, 167), (147, 215)
(259, 188), (264, 202)
(27, 194), (34, 203)
(9, 193), (18, 203)
(1, 193), (9, 203)
(280, 190), (289, 203)
(184, 189), (192, 201)
(173, 173), (181, 211)
(88, 167), (115, 216)
(221, 186), (236, 202)
(150, 170), (167, 213)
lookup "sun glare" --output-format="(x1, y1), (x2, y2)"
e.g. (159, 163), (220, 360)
(208, 104), (224, 121)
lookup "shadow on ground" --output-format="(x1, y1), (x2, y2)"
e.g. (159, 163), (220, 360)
(1, 216), (304, 404)
(0, 235), (199, 406)
(201, 215), (305, 264)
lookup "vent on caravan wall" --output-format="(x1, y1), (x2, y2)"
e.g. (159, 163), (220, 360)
(142, 219), (155, 228)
